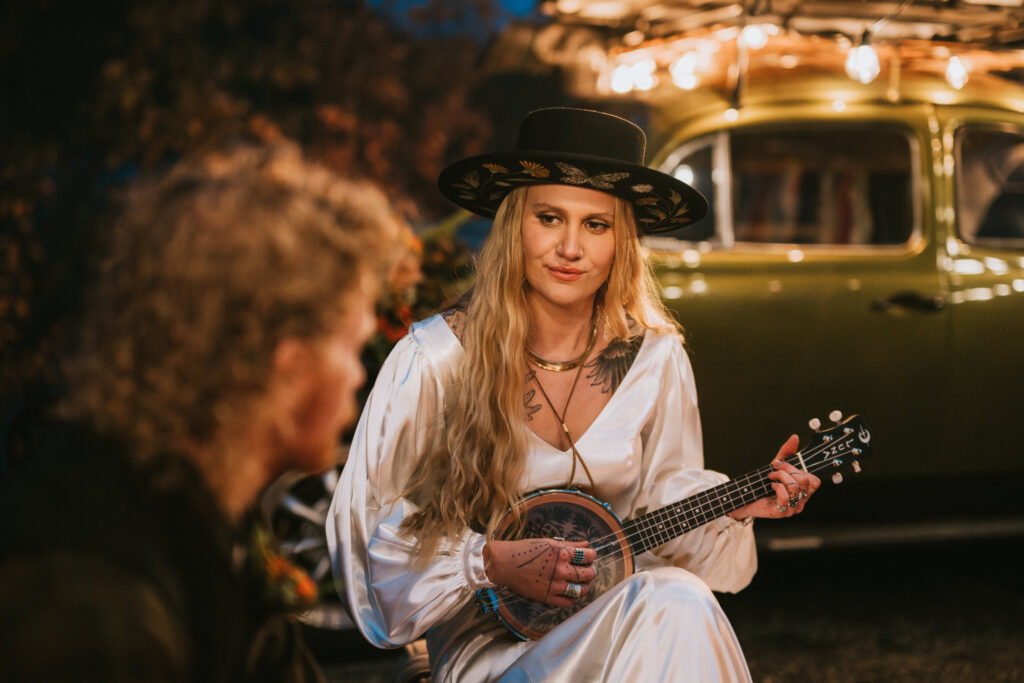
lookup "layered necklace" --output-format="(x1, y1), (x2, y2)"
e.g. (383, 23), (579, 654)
(526, 320), (599, 493)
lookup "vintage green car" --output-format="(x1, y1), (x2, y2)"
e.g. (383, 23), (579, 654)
(641, 60), (1024, 548)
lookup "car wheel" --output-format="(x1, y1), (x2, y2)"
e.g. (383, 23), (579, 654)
(258, 447), (354, 631)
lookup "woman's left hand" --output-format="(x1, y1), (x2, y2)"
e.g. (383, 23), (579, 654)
(730, 434), (821, 520)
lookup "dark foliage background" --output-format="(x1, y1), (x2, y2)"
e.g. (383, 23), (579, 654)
(0, 0), (564, 456)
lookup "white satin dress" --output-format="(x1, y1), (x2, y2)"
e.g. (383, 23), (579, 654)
(327, 314), (758, 682)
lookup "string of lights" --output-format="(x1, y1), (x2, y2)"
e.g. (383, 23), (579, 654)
(528, 0), (1024, 99)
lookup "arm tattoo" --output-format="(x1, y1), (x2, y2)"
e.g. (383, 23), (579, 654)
(585, 335), (644, 394)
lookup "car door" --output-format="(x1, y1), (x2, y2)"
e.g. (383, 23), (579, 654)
(944, 116), (1024, 494)
(647, 117), (949, 524)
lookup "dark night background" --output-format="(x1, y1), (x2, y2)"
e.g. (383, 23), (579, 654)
(0, 0), (578, 456)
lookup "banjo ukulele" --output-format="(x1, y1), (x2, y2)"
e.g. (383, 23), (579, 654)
(476, 413), (872, 641)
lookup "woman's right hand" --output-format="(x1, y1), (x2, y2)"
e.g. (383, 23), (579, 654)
(483, 538), (597, 608)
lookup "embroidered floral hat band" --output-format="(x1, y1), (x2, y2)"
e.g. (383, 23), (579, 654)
(437, 107), (708, 235)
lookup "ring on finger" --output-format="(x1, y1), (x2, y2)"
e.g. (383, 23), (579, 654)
(788, 495), (801, 508)
(571, 548), (587, 566)
(562, 582), (582, 600)
(798, 490), (808, 500)
(773, 502), (788, 514)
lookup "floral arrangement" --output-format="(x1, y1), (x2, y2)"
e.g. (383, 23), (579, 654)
(363, 211), (475, 372)
(247, 522), (319, 611)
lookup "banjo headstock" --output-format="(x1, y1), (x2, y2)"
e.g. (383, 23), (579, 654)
(791, 411), (873, 485)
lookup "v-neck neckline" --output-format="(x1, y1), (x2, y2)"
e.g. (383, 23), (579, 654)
(526, 330), (650, 454)
(428, 313), (652, 454)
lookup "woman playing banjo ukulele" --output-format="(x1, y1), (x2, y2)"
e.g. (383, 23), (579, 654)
(327, 108), (820, 681)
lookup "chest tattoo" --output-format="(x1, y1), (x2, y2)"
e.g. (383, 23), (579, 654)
(524, 370), (542, 421)
(585, 336), (644, 394)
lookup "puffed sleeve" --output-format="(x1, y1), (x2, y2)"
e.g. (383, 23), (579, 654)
(632, 336), (757, 593)
(325, 320), (494, 649)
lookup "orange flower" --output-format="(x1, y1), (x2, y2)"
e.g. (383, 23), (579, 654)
(266, 555), (290, 580)
(378, 314), (410, 344)
(295, 575), (318, 603)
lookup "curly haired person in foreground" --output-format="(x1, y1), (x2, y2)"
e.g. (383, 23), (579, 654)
(0, 143), (399, 682)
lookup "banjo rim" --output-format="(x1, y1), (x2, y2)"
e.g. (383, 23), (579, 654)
(481, 487), (636, 641)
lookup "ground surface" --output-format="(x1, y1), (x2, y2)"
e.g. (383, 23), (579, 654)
(315, 538), (1024, 682)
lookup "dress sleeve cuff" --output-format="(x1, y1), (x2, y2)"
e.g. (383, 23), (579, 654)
(713, 514), (754, 534)
(463, 532), (496, 590)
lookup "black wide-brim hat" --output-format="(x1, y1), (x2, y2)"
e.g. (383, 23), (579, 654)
(437, 107), (707, 235)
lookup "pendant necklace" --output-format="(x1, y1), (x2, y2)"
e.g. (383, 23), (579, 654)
(531, 356), (598, 494)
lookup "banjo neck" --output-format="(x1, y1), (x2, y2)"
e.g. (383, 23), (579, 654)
(623, 416), (871, 556)
(477, 414), (872, 641)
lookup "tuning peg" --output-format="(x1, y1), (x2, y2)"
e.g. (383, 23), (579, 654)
(829, 410), (843, 423)
(852, 460), (862, 473)
(809, 417), (821, 431)
(832, 472), (844, 484)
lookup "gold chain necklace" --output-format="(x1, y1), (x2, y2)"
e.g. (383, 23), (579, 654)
(526, 324), (598, 372)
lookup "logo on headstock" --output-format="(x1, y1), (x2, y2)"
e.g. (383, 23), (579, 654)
(857, 425), (871, 444)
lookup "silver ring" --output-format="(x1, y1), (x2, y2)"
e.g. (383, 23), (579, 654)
(571, 548), (587, 566)
(798, 490), (808, 500)
(562, 582), (582, 600)
(774, 502), (788, 514)
(788, 496), (800, 508)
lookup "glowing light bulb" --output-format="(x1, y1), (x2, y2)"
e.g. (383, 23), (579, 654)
(673, 73), (698, 90)
(742, 23), (778, 49)
(611, 64), (635, 93)
(670, 52), (699, 90)
(673, 165), (695, 185)
(724, 108), (739, 122)
(780, 54), (799, 69)
(845, 41), (880, 84)
(739, 24), (771, 50)
(632, 59), (657, 91)
(946, 56), (969, 90)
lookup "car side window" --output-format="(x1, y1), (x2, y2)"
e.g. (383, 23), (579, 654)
(956, 126), (1024, 248)
(655, 139), (717, 243)
(661, 125), (914, 247)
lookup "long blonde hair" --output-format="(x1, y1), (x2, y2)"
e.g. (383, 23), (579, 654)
(402, 186), (679, 559)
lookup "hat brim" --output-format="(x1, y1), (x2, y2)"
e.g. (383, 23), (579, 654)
(437, 151), (708, 235)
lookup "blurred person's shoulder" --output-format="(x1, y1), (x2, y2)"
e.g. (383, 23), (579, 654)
(0, 547), (190, 682)
(0, 419), (250, 679)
